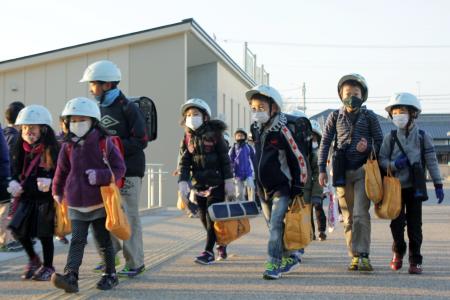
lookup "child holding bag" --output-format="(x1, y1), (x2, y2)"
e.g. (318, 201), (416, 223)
(51, 97), (126, 293)
(7, 105), (59, 281)
(177, 98), (235, 264)
(379, 93), (443, 274)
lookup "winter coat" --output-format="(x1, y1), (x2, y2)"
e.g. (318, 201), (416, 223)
(52, 129), (126, 208)
(303, 148), (323, 204)
(99, 91), (148, 177)
(178, 120), (233, 190)
(379, 124), (442, 188)
(229, 142), (255, 180)
(250, 113), (304, 200)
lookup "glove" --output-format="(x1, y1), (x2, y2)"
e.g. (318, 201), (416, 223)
(394, 154), (409, 170)
(178, 181), (191, 200)
(7, 180), (23, 197)
(37, 177), (52, 192)
(291, 184), (304, 199)
(224, 178), (236, 198)
(85, 169), (97, 185)
(53, 195), (62, 204)
(435, 184), (444, 204)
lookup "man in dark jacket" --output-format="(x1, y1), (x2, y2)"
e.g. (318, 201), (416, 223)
(0, 101), (24, 252)
(80, 60), (148, 277)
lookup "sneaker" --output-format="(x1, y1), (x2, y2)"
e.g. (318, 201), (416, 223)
(93, 255), (121, 273)
(56, 236), (69, 245)
(117, 265), (145, 277)
(22, 256), (42, 279)
(408, 264), (423, 274)
(32, 266), (55, 281)
(359, 257), (374, 272)
(195, 251), (215, 265)
(390, 254), (403, 271)
(280, 255), (300, 274)
(6, 241), (23, 252)
(96, 273), (119, 290)
(318, 232), (327, 241)
(216, 245), (227, 261)
(0, 245), (9, 252)
(348, 256), (359, 271)
(52, 271), (79, 293)
(263, 262), (281, 280)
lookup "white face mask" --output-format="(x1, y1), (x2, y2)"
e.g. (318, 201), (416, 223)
(70, 120), (92, 137)
(392, 114), (409, 129)
(252, 112), (270, 124)
(312, 142), (319, 149)
(185, 116), (203, 131)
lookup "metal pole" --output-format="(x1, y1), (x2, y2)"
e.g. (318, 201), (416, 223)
(147, 167), (151, 208)
(244, 41), (248, 72)
(302, 82), (306, 112)
(158, 167), (162, 207)
(150, 168), (155, 207)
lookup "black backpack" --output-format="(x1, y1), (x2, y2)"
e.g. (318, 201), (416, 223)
(129, 96), (158, 142)
(284, 113), (312, 157)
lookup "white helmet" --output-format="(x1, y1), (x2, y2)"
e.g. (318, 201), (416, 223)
(310, 119), (322, 136)
(245, 84), (283, 110)
(180, 98), (211, 117)
(80, 60), (122, 83)
(385, 92), (422, 114)
(15, 105), (52, 126)
(287, 109), (307, 119)
(338, 73), (369, 102)
(62, 97), (101, 121)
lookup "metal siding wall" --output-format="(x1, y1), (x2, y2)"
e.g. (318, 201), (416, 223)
(46, 62), (67, 127)
(66, 56), (88, 99)
(4, 70), (25, 107)
(108, 47), (130, 95)
(25, 66), (46, 105)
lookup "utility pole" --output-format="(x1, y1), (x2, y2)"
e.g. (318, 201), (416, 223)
(302, 82), (306, 112)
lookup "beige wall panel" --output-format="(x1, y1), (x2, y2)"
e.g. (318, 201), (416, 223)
(66, 56), (88, 99)
(130, 34), (186, 207)
(87, 51), (108, 65)
(108, 46), (130, 94)
(46, 62), (67, 127)
(4, 70), (25, 108)
(0, 74), (4, 113)
(25, 66), (46, 105)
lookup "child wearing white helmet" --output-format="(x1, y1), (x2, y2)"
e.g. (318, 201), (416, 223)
(379, 92), (443, 274)
(178, 98), (235, 264)
(247, 85), (308, 280)
(7, 105), (59, 281)
(51, 97), (126, 293)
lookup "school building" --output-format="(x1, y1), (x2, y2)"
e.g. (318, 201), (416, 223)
(0, 18), (261, 207)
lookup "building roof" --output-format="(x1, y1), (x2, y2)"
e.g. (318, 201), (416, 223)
(0, 18), (255, 87)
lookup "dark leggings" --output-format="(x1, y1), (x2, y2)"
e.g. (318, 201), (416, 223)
(65, 217), (115, 274)
(196, 185), (225, 253)
(311, 202), (327, 235)
(19, 236), (54, 267)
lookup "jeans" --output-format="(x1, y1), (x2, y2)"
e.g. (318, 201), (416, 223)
(261, 194), (290, 265)
(235, 177), (255, 202)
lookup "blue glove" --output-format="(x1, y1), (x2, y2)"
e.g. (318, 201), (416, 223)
(435, 184), (444, 204)
(394, 154), (409, 170)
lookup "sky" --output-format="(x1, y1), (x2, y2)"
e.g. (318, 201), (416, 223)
(1, 0), (449, 117)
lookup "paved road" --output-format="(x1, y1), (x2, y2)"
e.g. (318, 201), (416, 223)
(0, 185), (449, 299)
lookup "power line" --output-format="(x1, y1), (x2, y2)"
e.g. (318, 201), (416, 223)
(222, 39), (450, 49)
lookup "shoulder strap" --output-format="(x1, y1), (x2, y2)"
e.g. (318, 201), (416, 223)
(389, 130), (396, 160)
(280, 125), (308, 184)
(332, 110), (339, 151)
(392, 130), (409, 160)
(419, 129), (426, 168)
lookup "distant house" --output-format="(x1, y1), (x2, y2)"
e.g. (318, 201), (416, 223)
(311, 109), (450, 164)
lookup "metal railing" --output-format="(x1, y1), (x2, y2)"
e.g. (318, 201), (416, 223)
(145, 163), (168, 208)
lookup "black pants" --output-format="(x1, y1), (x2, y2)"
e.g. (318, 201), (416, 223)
(65, 217), (115, 274)
(19, 236), (54, 267)
(311, 202), (327, 235)
(196, 185), (225, 253)
(390, 187), (423, 264)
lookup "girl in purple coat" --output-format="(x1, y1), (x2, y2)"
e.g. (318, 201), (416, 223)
(51, 98), (126, 293)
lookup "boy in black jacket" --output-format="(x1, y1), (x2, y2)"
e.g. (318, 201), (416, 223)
(247, 85), (308, 280)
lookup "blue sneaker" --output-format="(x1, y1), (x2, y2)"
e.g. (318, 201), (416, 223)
(195, 251), (215, 265)
(263, 262), (281, 280)
(117, 265), (145, 277)
(280, 255), (300, 274)
(93, 256), (121, 273)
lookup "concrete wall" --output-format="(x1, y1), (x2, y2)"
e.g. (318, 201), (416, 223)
(187, 62), (217, 116)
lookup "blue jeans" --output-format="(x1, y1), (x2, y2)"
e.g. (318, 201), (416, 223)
(261, 194), (290, 265)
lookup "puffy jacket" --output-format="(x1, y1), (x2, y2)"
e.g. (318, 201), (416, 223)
(251, 113), (304, 200)
(100, 91), (148, 177)
(303, 148), (323, 204)
(229, 142), (255, 180)
(178, 120), (233, 190)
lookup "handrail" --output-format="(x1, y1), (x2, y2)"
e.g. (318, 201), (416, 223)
(144, 164), (168, 208)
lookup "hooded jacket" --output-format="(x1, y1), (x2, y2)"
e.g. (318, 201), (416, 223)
(229, 141), (255, 180)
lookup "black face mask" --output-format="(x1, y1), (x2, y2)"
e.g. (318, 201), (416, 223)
(342, 96), (363, 110)
(236, 139), (246, 144)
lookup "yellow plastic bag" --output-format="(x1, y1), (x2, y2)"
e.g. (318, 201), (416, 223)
(55, 200), (71, 236)
(283, 196), (312, 250)
(101, 182), (131, 240)
(177, 191), (186, 210)
(364, 149), (383, 204)
(214, 218), (250, 246)
(375, 168), (402, 220)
